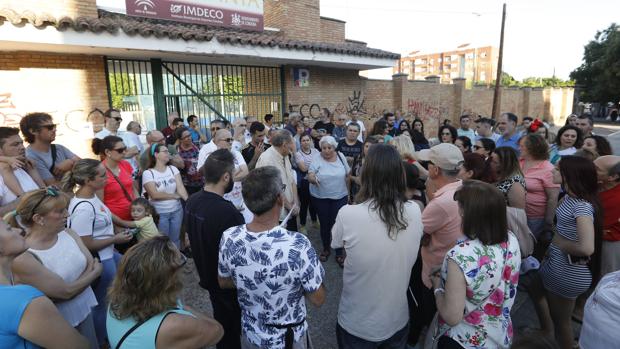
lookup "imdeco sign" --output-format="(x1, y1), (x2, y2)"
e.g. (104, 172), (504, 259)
(125, 0), (264, 31)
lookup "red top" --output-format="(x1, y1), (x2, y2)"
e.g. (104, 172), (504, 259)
(103, 160), (135, 220)
(601, 184), (620, 241)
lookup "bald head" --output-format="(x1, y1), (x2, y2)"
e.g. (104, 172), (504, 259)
(594, 155), (620, 186)
(214, 129), (233, 150)
(146, 130), (165, 145)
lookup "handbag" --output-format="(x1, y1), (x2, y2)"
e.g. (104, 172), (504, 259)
(506, 207), (536, 257)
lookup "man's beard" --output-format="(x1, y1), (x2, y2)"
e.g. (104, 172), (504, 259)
(225, 176), (234, 194)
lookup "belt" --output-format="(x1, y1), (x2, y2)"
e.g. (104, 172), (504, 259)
(266, 318), (306, 349)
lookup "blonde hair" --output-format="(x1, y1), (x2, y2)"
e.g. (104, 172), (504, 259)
(107, 236), (183, 322)
(391, 135), (416, 160)
(6, 188), (69, 228)
(60, 159), (102, 192)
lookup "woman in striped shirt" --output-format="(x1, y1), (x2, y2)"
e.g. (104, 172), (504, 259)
(530, 156), (603, 349)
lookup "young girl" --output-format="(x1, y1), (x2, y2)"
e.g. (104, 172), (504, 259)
(125, 198), (160, 242)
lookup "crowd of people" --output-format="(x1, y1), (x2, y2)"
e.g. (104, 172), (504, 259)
(0, 107), (618, 349)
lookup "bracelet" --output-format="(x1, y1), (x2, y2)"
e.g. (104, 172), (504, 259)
(433, 288), (445, 296)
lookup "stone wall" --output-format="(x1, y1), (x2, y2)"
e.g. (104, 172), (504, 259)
(0, 51), (109, 158)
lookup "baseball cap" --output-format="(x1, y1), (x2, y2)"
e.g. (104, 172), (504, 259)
(417, 143), (464, 171)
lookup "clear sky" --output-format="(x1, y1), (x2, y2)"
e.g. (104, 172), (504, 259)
(320, 0), (619, 80)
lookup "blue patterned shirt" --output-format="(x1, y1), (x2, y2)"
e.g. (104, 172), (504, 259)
(218, 225), (324, 348)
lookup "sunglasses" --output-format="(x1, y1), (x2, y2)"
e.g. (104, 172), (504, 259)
(239, 124), (247, 127)
(473, 145), (482, 150)
(112, 147), (127, 153)
(211, 126), (222, 132)
(218, 138), (234, 143)
(39, 124), (57, 131)
(32, 186), (60, 214)
(181, 134), (192, 140)
(107, 116), (123, 122)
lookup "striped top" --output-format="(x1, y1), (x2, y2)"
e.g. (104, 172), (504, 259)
(541, 195), (594, 299)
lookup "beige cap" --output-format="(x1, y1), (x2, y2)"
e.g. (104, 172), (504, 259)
(417, 143), (464, 171)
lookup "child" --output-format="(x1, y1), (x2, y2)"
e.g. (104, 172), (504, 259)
(125, 198), (160, 242)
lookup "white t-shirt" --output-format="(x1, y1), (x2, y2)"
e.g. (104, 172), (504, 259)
(205, 150), (253, 223)
(122, 132), (144, 173)
(197, 141), (217, 169)
(94, 128), (115, 140)
(331, 200), (423, 341)
(67, 196), (115, 260)
(0, 168), (40, 205)
(142, 166), (182, 213)
(347, 120), (366, 142)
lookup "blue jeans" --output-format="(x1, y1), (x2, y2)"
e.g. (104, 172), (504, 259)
(337, 322), (409, 349)
(93, 252), (121, 346)
(311, 196), (348, 253)
(527, 217), (546, 240)
(159, 209), (183, 248)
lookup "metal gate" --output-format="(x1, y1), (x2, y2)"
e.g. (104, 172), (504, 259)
(106, 58), (284, 130)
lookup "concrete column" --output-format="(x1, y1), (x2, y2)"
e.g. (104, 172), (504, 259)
(392, 73), (408, 112)
(452, 78), (466, 122)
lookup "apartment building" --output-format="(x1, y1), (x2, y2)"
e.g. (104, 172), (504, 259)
(395, 45), (498, 84)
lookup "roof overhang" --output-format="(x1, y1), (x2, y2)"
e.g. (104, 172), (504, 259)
(0, 22), (397, 70)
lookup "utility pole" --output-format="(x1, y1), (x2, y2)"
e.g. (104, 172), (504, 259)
(492, 3), (506, 119)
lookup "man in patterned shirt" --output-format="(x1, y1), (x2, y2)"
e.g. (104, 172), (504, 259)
(218, 166), (325, 349)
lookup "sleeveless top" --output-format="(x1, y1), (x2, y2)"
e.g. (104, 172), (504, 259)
(0, 284), (44, 349)
(495, 175), (526, 206)
(28, 230), (98, 327)
(107, 307), (194, 349)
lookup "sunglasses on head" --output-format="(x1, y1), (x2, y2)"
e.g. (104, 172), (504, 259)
(31, 186), (60, 214)
(38, 124), (57, 131)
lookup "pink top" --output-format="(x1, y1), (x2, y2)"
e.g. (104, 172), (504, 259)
(421, 180), (464, 288)
(520, 159), (559, 219)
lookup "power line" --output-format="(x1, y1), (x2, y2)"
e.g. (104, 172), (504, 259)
(321, 4), (497, 16)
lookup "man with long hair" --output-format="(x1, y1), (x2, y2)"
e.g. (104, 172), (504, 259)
(331, 144), (423, 348)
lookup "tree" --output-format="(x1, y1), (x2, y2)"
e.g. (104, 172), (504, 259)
(570, 23), (620, 103)
(482, 73), (573, 88)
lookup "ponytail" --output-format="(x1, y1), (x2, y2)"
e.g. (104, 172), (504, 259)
(60, 170), (77, 193)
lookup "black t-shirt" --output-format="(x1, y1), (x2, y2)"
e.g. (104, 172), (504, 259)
(241, 142), (271, 165)
(336, 139), (363, 158)
(313, 121), (335, 135)
(185, 190), (244, 291)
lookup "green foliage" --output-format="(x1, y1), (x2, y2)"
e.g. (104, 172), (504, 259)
(570, 23), (620, 103)
(108, 73), (135, 110)
(483, 72), (574, 88)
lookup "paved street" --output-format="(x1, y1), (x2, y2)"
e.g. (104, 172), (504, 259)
(178, 223), (582, 349)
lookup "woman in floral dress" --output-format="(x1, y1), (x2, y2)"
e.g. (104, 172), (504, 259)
(430, 180), (521, 349)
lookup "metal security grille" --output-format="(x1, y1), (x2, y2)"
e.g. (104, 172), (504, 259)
(105, 58), (283, 130)
(161, 61), (282, 124)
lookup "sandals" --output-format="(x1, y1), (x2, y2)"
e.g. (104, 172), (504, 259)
(336, 255), (346, 268)
(319, 249), (331, 262)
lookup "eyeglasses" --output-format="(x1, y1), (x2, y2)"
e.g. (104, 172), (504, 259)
(218, 138), (234, 143)
(441, 133), (452, 136)
(31, 186), (60, 214)
(211, 126), (222, 132)
(112, 147), (127, 153)
(239, 124), (247, 127)
(39, 124), (57, 131)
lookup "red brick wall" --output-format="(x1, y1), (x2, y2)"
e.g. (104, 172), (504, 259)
(320, 17), (345, 44)
(263, 0), (322, 42)
(0, 0), (98, 18)
(0, 52), (108, 158)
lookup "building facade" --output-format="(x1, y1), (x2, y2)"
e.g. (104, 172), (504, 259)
(395, 45), (499, 85)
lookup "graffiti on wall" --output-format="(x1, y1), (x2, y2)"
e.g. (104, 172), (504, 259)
(407, 99), (448, 125)
(288, 90), (383, 118)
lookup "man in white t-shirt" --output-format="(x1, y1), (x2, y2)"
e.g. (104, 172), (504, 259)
(198, 120), (226, 169)
(346, 110), (366, 142)
(207, 129), (252, 223)
(121, 121), (144, 176)
(0, 127), (44, 203)
(95, 109), (123, 139)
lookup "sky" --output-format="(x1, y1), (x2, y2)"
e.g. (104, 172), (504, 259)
(319, 0), (619, 80)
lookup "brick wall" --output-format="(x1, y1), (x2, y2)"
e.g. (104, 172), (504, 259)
(0, 52), (109, 158)
(263, 0), (322, 42)
(320, 17), (345, 44)
(0, 0), (98, 18)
